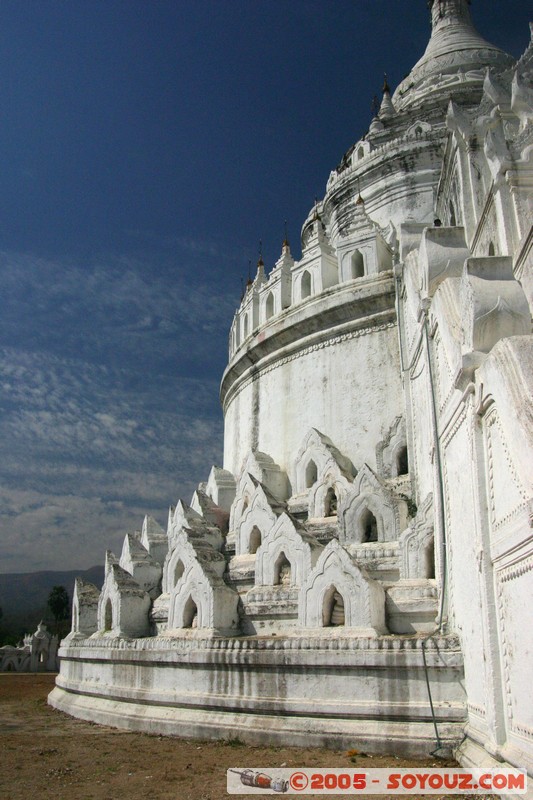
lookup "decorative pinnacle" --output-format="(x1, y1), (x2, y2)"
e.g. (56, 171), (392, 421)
(356, 178), (364, 206)
(383, 73), (390, 94)
(282, 219), (290, 249)
(255, 240), (266, 281)
(428, 0), (472, 27)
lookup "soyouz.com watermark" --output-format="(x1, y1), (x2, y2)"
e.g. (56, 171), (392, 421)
(227, 768), (527, 794)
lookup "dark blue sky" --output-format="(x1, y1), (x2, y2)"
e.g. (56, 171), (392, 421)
(1, 1), (531, 572)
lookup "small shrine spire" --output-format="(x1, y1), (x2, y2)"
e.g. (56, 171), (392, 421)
(428, 0), (472, 29)
(256, 240), (266, 282)
(283, 219), (290, 249)
(355, 177), (364, 206)
(378, 72), (396, 119)
(312, 196), (321, 222)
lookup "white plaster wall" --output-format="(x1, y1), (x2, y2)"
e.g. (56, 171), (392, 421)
(494, 561), (533, 754)
(223, 324), (403, 486)
(403, 337), (434, 505)
(441, 407), (488, 718)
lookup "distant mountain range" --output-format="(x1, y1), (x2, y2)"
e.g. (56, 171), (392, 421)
(0, 566), (104, 637)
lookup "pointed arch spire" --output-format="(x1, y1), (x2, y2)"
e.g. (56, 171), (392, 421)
(246, 259), (253, 290)
(256, 240), (266, 283)
(283, 219), (289, 249)
(355, 177), (364, 207)
(378, 73), (396, 120)
(281, 219), (292, 257)
(428, 0), (472, 29)
(393, 0), (513, 111)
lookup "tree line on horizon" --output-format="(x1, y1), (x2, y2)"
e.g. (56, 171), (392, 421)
(0, 585), (70, 646)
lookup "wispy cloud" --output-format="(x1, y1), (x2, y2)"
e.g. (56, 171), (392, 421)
(0, 248), (237, 371)
(0, 245), (237, 572)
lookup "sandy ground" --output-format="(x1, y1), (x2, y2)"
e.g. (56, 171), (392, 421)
(0, 673), (478, 800)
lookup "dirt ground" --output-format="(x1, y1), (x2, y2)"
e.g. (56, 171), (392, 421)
(0, 674), (477, 800)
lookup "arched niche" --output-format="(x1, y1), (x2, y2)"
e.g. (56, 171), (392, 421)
(299, 539), (386, 632)
(324, 487), (338, 517)
(360, 507), (379, 542)
(97, 559), (151, 638)
(339, 465), (407, 544)
(104, 598), (113, 632)
(407, 120), (431, 137)
(376, 417), (408, 479)
(322, 585), (345, 627)
(274, 551), (292, 586)
(182, 595), (198, 628)
(228, 479), (254, 538)
(295, 429), (355, 501)
(168, 559), (239, 633)
(395, 445), (409, 477)
(174, 559), (185, 587)
(265, 292), (274, 320)
(399, 493), (435, 580)
(350, 250), (364, 279)
(72, 578), (100, 637)
(249, 526), (262, 555)
(301, 270), (312, 300)
(305, 459), (318, 488)
(449, 199), (457, 227)
(424, 538), (435, 580)
(488, 241), (495, 256)
(254, 512), (322, 587)
(234, 477), (284, 556)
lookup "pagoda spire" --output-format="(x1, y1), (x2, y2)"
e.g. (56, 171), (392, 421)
(392, 0), (514, 113)
(428, 0), (472, 29)
(378, 73), (396, 120)
(281, 220), (291, 256)
(255, 240), (266, 283)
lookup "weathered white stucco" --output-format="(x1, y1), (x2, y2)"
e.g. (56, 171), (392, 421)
(50, 1), (533, 787)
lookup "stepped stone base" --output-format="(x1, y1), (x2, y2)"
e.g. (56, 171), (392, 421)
(49, 632), (466, 758)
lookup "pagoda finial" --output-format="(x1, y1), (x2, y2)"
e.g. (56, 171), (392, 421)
(256, 240), (266, 281)
(378, 78), (397, 120)
(428, 0), (472, 29)
(282, 219), (290, 249)
(355, 177), (364, 206)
